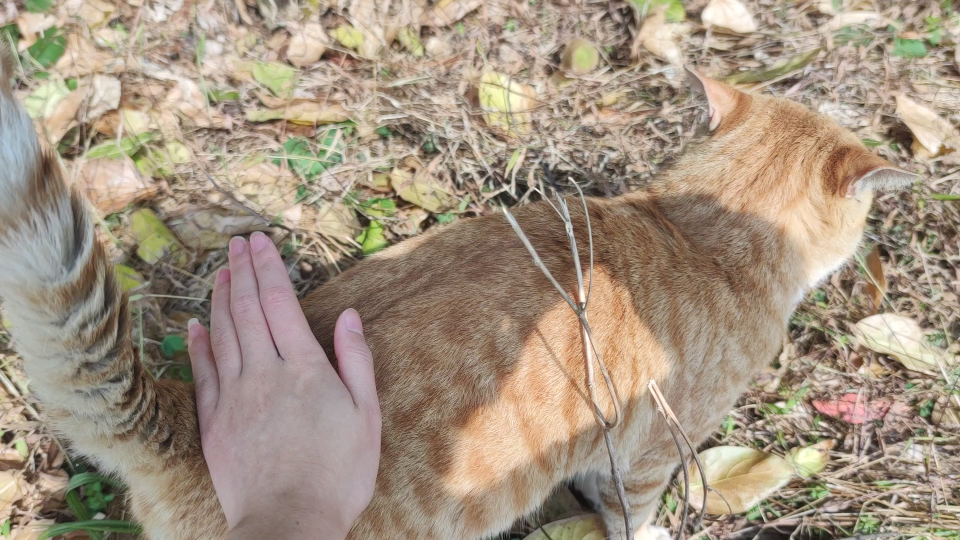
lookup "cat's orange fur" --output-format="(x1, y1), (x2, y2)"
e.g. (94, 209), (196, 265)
(0, 44), (917, 540)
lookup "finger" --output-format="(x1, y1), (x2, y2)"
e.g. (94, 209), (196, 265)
(249, 231), (325, 362)
(210, 268), (242, 381)
(227, 236), (280, 367)
(333, 309), (380, 416)
(187, 318), (219, 428)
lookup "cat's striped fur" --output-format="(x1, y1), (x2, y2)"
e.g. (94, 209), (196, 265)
(0, 44), (917, 539)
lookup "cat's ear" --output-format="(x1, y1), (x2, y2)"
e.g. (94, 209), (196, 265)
(840, 152), (920, 198)
(684, 67), (742, 131)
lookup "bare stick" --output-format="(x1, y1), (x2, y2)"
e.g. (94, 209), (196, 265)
(502, 181), (633, 539)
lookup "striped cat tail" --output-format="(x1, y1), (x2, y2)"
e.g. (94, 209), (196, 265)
(0, 47), (224, 537)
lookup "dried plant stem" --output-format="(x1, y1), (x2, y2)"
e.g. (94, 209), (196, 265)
(503, 178), (632, 540)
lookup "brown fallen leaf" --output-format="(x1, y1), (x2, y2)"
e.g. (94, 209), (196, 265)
(83, 74), (122, 122)
(635, 6), (690, 65)
(245, 100), (350, 125)
(0, 470), (23, 514)
(421, 0), (482, 27)
(235, 160), (300, 215)
(701, 0), (757, 34)
(286, 22), (327, 67)
(16, 12), (56, 37)
(77, 157), (159, 214)
(166, 77), (232, 129)
(94, 108), (156, 137)
(170, 208), (268, 250)
(863, 245), (886, 311)
(62, 0), (116, 27)
(347, 0), (387, 59)
(812, 393), (892, 424)
(55, 34), (123, 77)
(305, 202), (361, 240)
(10, 519), (55, 540)
(824, 11), (885, 31)
(895, 95), (959, 157)
(39, 88), (85, 143)
(389, 166), (454, 213)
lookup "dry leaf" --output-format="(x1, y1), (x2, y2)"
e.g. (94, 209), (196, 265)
(932, 399), (960, 426)
(77, 157), (159, 214)
(245, 101), (350, 125)
(825, 11), (885, 31)
(421, 0), (482, 27)
(895, 95), (959, 157)
(23, 80), (70, 119)
(0, 470), (23, 514)
(478, 72), (537, 136)
(863, 245), (886, 310)
(636, 8), (690, 65)
(854, 313), (949, 375)
(166, 77), (231, 129)
(95, 108), (156, 137)
(685, 446), (794, 514)
(17, 12), (56, 36)
(701, 0), (757, 34)
(522, 515), (605, 540)
(235, 160), (299, 215)
(389, 167), (454, 213)
(83, 75), (122, 122)
(170, 208), (268, 250)
(812, 393), (892, 424)
(347, 0), (386, 59)
(308, 202), (361, 240)
(55, 34), (122, 77)
(287, 22), (327, 67)
(62, 0), (117, 27)
(40, 88), (85, 143)
(786, 440), (833, 478)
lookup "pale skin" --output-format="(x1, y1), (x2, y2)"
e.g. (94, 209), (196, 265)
(187, 231), (382, 540)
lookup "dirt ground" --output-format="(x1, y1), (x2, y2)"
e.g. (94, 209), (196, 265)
(0, 0), (957, 538)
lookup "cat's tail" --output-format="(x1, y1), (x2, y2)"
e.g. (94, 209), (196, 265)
(0, 47), (224, 537)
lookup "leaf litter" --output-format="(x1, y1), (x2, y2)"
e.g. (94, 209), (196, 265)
(0, 0), (959, 538)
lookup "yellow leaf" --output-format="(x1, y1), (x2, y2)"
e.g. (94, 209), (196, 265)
(332, 25), (365, 51)
(389, 168), (454, 213)
(131, 209), (189, 266)
(786, 440), (833, 478)
(522, 515), (605, 540)
(562, 38), (600, 75)
(245, 101), (350, 125)
(114, 265), (146, 292)
(398, 27), (424, 57)
(854, 314), (950, 375)
(684, 446), (794, 514)
(478, 72), (537, 137)
(421, 0), (482, 27)
(701, 0), (757, 34)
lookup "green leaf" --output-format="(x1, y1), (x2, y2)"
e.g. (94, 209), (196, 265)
(862, 138), (882, 148)
(22, 80), (70, 119)
(892, 38), (927, 58)
(25, 0), (53, 12)
(275, 136), (325, 179)
(2, 518), (10, 537)
(13, 439), (27, 459)
(357, 221), (388, 255)
(627, 0), (685, 22)
(25, 28), (66, 68)
(67, 472), (124, 494)
(932, 193), (960, 201)
(161, 335), (186, 358)
(251, 61), (297, 97)
(725, 48), (821, 85)
(41, 520), (142, 540)
(435, 213), (456, 224)
(86, 132), (156, 160)
(206, 88), (240, 102)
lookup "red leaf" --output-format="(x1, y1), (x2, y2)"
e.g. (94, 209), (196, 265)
(812, 393), (892, 424)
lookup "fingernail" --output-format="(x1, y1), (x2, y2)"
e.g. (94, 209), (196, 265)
(343, 308), (363, 335)
(216, 268), (231, 284)
(188, 318), (202, 338)
(229, 236), (246, 255)
(250, 231), (270, 253)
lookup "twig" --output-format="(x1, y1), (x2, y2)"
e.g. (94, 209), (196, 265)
(502, 178), (632, 540)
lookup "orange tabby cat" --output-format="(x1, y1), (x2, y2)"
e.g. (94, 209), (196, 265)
(0, 43), (917, 540)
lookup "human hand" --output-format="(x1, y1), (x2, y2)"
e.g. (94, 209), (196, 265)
(187, 231), (382, 540)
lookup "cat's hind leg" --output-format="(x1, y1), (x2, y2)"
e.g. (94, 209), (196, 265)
(591, 452), (676, 540)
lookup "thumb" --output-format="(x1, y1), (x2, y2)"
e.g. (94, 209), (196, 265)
(333, 309), (380, 418)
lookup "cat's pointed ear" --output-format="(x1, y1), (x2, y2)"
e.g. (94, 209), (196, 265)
(841, 152), (920, 198)
(684, 66), (742, 131)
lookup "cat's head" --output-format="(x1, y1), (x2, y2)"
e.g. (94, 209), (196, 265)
(675, 69), (919, 288)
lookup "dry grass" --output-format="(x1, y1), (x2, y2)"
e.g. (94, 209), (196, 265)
(0, 0), (958, 538)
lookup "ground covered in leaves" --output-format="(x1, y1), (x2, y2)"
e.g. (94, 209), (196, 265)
(0, 0), (958, 538)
